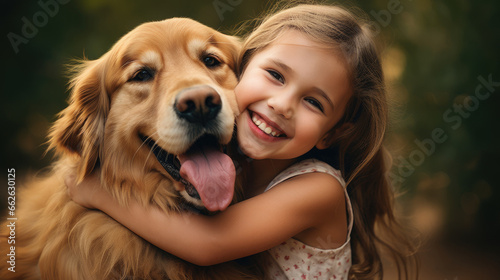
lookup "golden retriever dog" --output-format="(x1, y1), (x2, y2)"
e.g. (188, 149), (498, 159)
(0, 18), (267, 279)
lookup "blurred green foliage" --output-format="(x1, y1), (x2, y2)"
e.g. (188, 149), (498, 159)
(1, 0), (499, 260)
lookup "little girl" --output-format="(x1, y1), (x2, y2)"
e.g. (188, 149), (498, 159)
(68, 3), (417, 279)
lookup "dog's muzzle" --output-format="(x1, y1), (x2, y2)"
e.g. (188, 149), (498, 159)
(140, 135), (200, 197)
(174, 85), (221, 125)
(140, 133), (235, 212)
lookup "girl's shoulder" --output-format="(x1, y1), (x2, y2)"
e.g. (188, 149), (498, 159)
(264, 159), (354, 279)
(265, 158), (345, 192)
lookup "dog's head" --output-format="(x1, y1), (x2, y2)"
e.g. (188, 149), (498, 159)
(50, 18), (241, 212)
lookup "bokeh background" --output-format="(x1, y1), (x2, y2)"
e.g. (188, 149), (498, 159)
(1, 0), (499, 279)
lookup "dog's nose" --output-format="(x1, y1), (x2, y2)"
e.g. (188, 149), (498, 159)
(175, 86), (221, 124)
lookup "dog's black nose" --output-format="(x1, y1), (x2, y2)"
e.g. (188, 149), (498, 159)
(175, 86), (221, 124)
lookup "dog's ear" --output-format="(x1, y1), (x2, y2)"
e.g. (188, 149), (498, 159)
(48, 56), (109, 180)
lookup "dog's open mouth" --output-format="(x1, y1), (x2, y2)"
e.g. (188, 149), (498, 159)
(140, 134), (235, 212)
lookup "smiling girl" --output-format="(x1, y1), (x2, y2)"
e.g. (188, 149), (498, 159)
(68, 3), (418, 279)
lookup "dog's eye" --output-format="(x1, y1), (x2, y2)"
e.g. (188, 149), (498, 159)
(202, 55), (221, 68)
(130, 68), (154, 82)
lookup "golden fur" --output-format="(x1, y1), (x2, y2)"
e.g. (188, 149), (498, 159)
(0, 18), (267, 279)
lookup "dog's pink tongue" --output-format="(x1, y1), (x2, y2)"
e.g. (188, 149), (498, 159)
(178, 147), (235, 212)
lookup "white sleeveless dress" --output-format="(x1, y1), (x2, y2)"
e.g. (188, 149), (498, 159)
(264, 159), (354, 280)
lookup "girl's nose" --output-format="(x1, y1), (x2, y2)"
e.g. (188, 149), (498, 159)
(267, 91), (294, 119)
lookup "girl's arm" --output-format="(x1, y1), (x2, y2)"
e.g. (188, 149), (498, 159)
(67, 172), (346, 266)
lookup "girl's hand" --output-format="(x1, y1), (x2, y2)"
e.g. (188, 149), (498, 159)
(65, 172), (104, 209)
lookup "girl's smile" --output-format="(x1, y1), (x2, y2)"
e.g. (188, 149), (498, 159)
(247, 110), (287, 140)
(235, 29), (352, 160)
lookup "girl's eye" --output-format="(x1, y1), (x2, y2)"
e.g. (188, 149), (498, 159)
(130, 68), (154, 82)
(202, 54), (221, 68)
(305, 97), (324, 112)
(267, 70), (284, 83)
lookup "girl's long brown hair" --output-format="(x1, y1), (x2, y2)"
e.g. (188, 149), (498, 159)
(237, 2), (419, 279)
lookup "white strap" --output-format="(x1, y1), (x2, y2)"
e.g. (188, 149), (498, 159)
(265, 159), (354, 235)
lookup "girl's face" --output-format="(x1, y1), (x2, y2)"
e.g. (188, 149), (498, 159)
(235, 29), (352, 160)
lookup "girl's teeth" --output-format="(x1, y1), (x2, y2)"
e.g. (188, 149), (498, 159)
(252, 114), (282, 137)
(252, 116), (261, 126)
